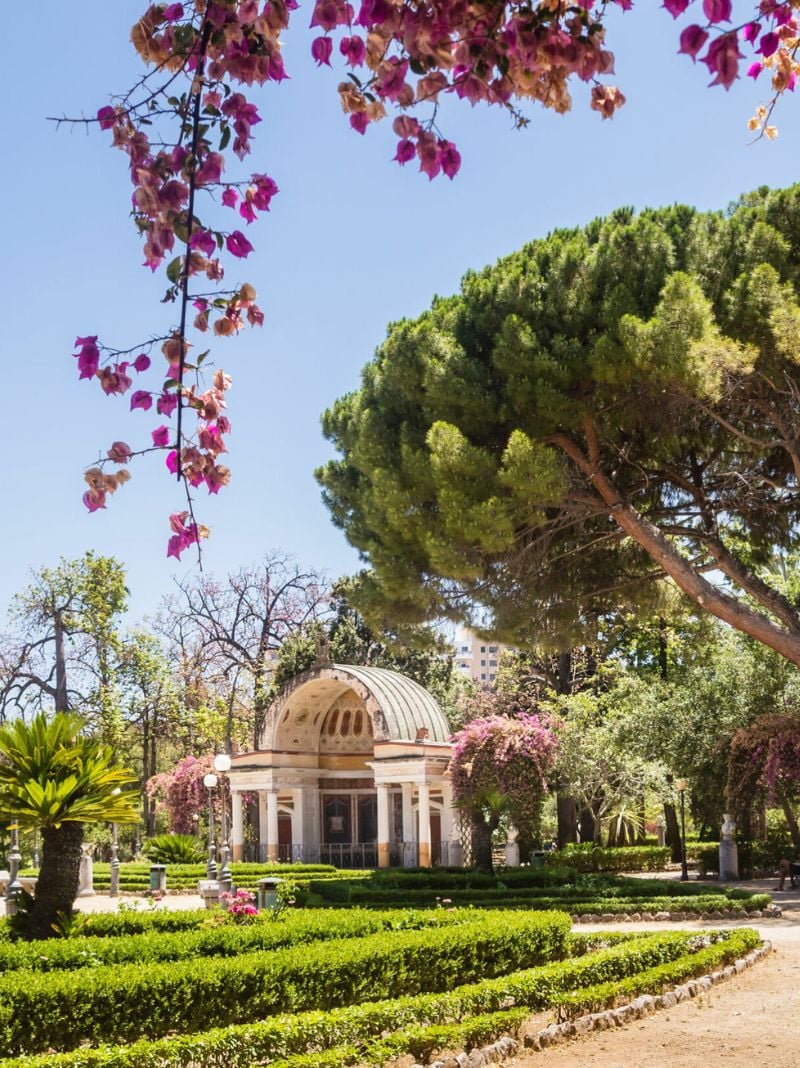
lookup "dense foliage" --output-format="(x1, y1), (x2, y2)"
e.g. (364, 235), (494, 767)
(319, 185), (800, 671)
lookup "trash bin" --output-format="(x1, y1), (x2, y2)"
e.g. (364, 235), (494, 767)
(149, 864), (166, 892)
(257, 877), (283, 911)
(198, 879), (220, 909)
(530, 851), (546, 869)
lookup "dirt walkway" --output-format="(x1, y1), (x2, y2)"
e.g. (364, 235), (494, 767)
(510, 911), (800, 1068)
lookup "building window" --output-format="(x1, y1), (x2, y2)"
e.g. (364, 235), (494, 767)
(489, 659), (497, 667)
(480, 645), (486, 652)
(481, 673), (486, 680)
(481, 659), (486, 666)
(488, 645), (497, 652)
(489, 673), (496, 681)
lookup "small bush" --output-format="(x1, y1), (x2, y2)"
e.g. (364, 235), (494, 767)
(142, 835), (205, 864)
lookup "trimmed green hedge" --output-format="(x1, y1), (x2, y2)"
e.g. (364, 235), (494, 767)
(0, 910), (570, 1055)
(16, 863), (365, 893)
(545, 846), (670, 873)
(0, 929), (758, 1068)
(0, 908), (474, 974)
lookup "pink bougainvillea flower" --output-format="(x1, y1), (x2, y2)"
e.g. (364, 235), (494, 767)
(340, 35), (366, 65)
(133, 353), (151, 373)
(130, 389), (153, 411)
(74, 335), (100, 380)
(152, 425), (171, 447)
(759, 31), (780, 57)
(678, 24), (708, 59)
(165, 450), (179, 474)
(663, 0), (689, 17)
(239, 198), (258, 224)
(742, 21), (760, 43)
(195, 151), (224, 186)
(747, 61), (763, 79)
(96, 106), (117, 130)
(221, 187), (239, 208)
(702, 32), (742, 88)
(157, 392), (179, 417)
(393, 138), (416, 164)
(189, 229), (217, 256)
(226, 230), (254, 258)
(107, 441), (132, 463)
(350, 111), (368, 134)
(702, 0), (731, 21)
(98, 364), (133, 396)
(163, 3), (184, 21)
(251, 174), (278, 210)
(311, 35), (334, 66)
(83, 489), (107, 513)
(438, 140), (462, 179)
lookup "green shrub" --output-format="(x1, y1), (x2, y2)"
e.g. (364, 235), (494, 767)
(0, 928), (757, 1068)
(142, 835), (206, 864)
(0, 908), (476, 974)
(545, 846), (670, 873)
(0, 911), (570, 1054)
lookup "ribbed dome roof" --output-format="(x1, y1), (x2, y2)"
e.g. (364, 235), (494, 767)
(334, 664), (451, 743)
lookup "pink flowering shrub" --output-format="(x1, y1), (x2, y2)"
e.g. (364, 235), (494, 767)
(451, 712), (558, 869)
(728, 713), (800, 815)
(146, 754), (217, 833)
(72, 1), (796, 553)
(220, 887), (260, 922)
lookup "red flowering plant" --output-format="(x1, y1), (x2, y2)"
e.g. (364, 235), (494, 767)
(220, 886), (260, 920)
(67, 1), (798, 554)
(450, 711), (558, 872)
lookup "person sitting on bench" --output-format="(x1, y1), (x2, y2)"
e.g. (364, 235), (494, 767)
(777, 857), (800, 890)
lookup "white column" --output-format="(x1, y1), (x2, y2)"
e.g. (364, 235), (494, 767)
(267, 789), (279, 863)
(292, 788), (305, 861)
(401, 782), (414, 867)
(231, 791), (244, 861)
(258, 791), (268, 862)
(418, 782), (432, 868)
(376, 782), (390, 868)
(440, 780), (463, 867)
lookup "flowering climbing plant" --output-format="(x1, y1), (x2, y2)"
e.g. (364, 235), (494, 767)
(69, 0), (800, 557)
(450, 712), (559, 836)
(727, 712), (800, 815)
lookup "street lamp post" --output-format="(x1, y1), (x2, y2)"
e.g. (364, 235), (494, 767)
(110, 787), (121, 898)
(203, 773), (218, 879)
(5, 825), (22, 916)
(213, 754), (232, 893)
(676, 778), (689, 882)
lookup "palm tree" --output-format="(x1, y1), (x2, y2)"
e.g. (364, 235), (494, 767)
(0, 712), (138, 938)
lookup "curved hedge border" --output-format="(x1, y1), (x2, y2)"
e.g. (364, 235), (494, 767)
(0, 909), (474, 974)
(0, 929), (758, 1068)
(0, 910), (570, 1055)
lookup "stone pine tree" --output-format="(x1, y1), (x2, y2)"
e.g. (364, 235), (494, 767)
(318, 185), (800, 667)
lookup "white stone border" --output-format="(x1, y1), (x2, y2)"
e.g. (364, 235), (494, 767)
(572, 906), (779, 922)
(407, 940), (773, 1068)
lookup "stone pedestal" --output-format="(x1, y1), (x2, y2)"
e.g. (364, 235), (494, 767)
(655, 816), (665, 847)
(719, 813), (738, 881)
(77, 847), (95, 897)
(719, 839), (739, 881)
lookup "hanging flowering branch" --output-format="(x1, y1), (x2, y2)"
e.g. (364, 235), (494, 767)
(64, 0), (798, 557)
(727, 712), (800, 815)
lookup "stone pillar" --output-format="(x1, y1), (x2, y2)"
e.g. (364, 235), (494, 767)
(292, 788), (305, 861)
(377, 783), (390, 868)
(231, 790), (244, 862)
(77, 845), (95, 897)
(267, 790), (279, 863)
(441, 779), (463, 867)
(505, 824), (520, 867)
(401, 782), (415, 866)
(418, 782), (432, 868)
(719, 813), (739, 881)
(258, 791), (268, 863)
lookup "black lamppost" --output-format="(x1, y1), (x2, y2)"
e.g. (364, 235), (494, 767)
(213, 754), (232, 893)
(203, 772), (218, 879)
(676, 778), (689, 882)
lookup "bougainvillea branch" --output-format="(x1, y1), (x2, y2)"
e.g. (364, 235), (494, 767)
(63, 0), (799, 557)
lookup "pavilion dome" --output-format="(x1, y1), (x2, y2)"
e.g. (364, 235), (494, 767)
(264, 662), (452, 751)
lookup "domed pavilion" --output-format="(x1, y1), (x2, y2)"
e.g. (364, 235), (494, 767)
(226, 659), (461, 868)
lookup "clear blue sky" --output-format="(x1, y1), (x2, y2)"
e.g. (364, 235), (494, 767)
(2, 2), (799, 622)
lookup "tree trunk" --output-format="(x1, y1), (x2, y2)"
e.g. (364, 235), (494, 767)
(658, 617), (668, 681)
(54, 610), (68, 711)
(472, 813), (494, 873)
(25, 822), (84, 939)
(578, 807), (595, 844)
(556, 793), (577, 848)
(778, 789), (800, 852)
(664, 803), (681, 863)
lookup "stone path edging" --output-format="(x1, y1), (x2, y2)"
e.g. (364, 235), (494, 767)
(407, 940), (773, 1068)
(572, 906), (779, 922)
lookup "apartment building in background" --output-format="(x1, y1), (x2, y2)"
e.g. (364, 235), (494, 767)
(452, 626), (509, 686)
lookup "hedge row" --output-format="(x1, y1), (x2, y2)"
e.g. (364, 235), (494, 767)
(0, 910), (570, 1055)
(0, 929), (758, 1068)
(545, 846), (671, 873)
(266, 929), (762, 1068)
(16, 863), (365, 893)
(0, 908), (475, 974)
